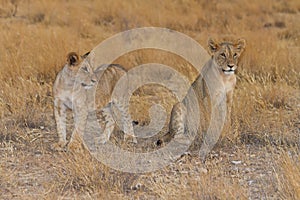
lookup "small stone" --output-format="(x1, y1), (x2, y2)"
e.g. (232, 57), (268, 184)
(199, 167), (208, 174)
(131, 183), (142, 190)
(231, 160), (242, 165)
(248, 180), (255, 185)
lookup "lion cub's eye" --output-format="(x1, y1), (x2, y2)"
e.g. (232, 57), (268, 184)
(233, 53), (238, 59)
(220, 53), (226, 58)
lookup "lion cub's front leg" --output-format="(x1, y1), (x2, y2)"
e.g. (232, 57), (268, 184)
(222, 89), (234, 137)
(52, 99), (68, 151)
(68, 101), (88, 151)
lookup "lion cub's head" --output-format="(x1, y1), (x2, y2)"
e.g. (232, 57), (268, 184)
(66, 52), (97, 89)
(208, 38), (246, 75)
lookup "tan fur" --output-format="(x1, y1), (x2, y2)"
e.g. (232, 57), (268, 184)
(52, 52), (135, 151)
(169, 38), (246, 148)
(207, 38), (246, 106)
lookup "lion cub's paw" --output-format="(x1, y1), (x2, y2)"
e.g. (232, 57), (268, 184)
(124, 134), (137, 144)
(51, 141), (67, 152)
(96, 134), (110, 144)
(68, 140), (85, 153)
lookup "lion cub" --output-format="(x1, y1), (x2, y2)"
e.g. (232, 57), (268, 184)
(169, 38), (246, 158)
(52, 52), (135, 151)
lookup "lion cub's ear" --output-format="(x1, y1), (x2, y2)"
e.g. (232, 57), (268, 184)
(208, 38), (220, 55)
(234, 38), (246, 53)
(66, 52), (79, 66)
(81, 51), (90, 59)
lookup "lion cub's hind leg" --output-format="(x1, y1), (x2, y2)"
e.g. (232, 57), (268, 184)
(168, 102), (192, 158)
(96, 103), (116, 144)
(96, 100), (137, 144)
(115, 101), (137, 144)
(169, 102), (187, 138)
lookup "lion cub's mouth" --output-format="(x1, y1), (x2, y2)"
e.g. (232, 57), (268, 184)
(222, 69), (235, 75)
(81, 83), (94, 89)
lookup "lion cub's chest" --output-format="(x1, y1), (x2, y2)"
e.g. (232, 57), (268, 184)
(221, 74), (236, 93)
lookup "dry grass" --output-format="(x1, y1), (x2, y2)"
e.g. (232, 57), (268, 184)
(277, 150), (300, 199)
(0, 0), (299, 199)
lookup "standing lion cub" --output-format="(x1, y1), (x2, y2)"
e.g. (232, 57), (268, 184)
(52, 52), (135, 151)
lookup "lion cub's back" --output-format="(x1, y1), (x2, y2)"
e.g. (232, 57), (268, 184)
(94, 64), (127, 108)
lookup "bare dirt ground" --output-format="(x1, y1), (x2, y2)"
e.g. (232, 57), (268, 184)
(0, 139), (297, 199)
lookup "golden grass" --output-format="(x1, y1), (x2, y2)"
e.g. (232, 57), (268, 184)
(277, 151), (300, 199)
(0, 0), (299, 198)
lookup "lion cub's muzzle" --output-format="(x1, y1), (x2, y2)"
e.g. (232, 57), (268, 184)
(81, 78), (97, 89)
(222, 64), (236, 75)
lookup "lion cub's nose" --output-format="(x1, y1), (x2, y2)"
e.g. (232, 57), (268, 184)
(227, 64), (234, 68)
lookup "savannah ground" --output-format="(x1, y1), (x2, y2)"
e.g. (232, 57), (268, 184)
(0, 0), (299, 199)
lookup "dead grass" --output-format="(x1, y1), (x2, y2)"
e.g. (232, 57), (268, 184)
(274, 148), (300, 199)
(0, 0), (299, 199)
